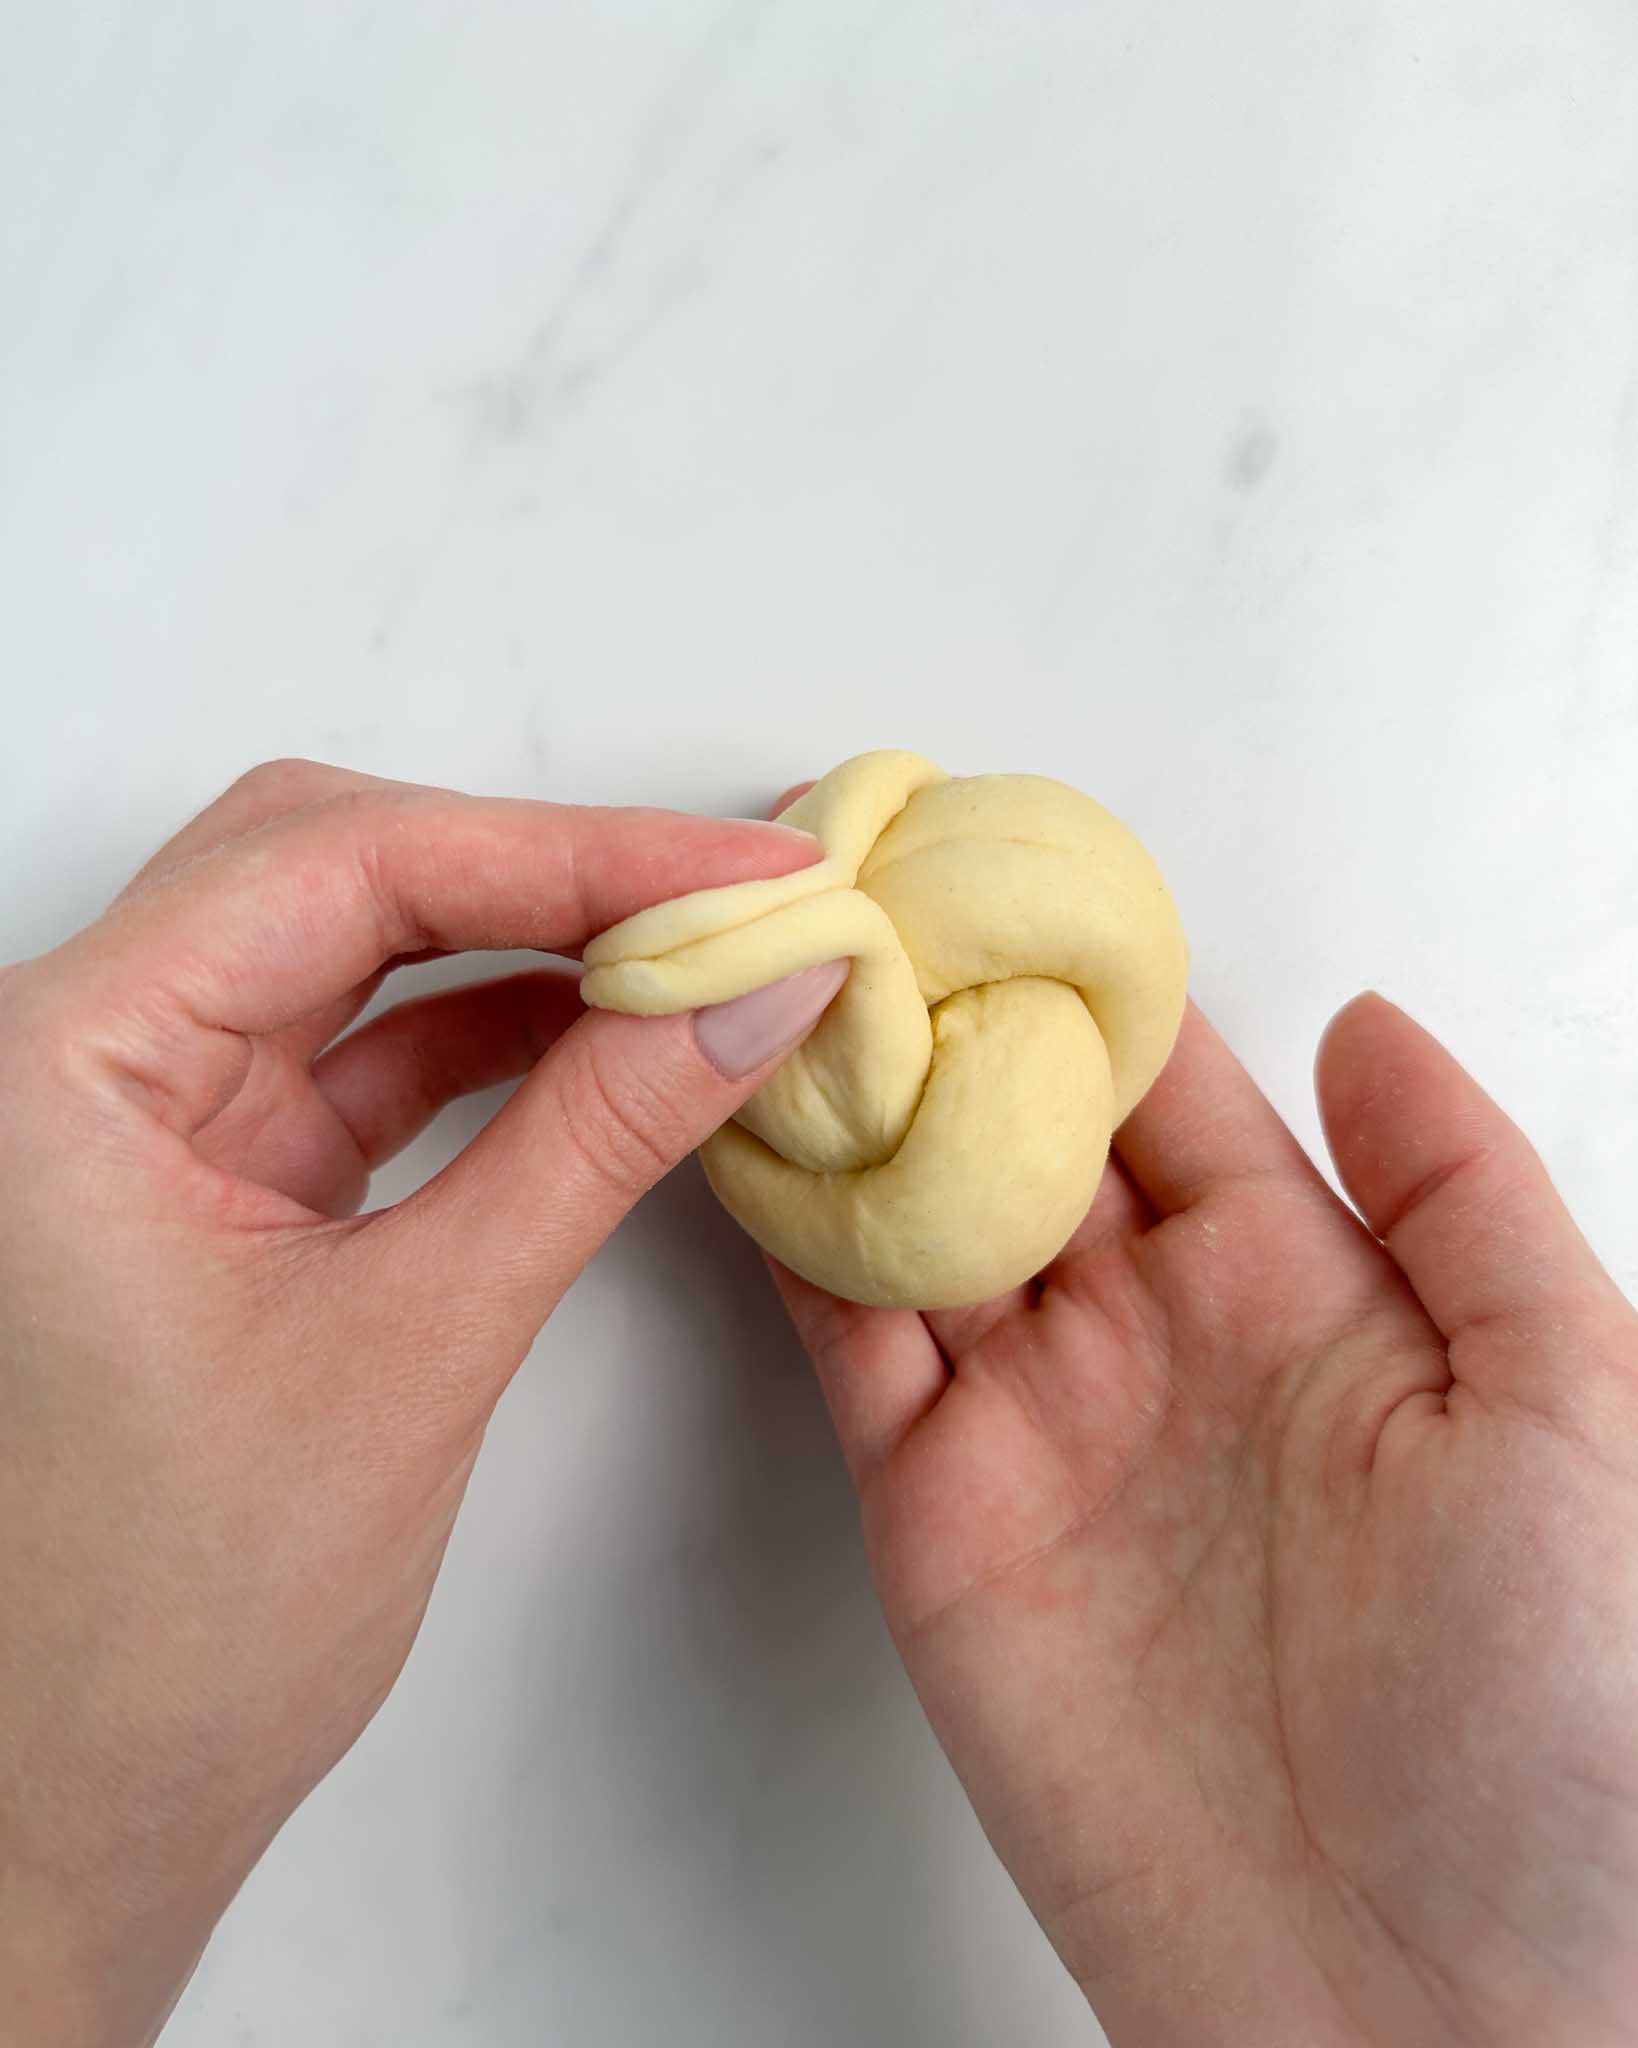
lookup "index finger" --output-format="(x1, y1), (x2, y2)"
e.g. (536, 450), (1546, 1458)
(1112, 997), (1342, 1221)
(52, 784), (821, 1133)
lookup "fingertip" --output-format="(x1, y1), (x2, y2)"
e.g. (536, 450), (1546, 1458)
(693, 813), (824, 878)
(768, 780), (818, 822)
(1318, 987), (1391, 1047)
(1309, 993), (1623, 1377)
(1314, 989), (1401, 1111)
(723, 815), (823, 851)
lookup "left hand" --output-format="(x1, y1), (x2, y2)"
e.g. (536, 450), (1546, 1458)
(0, 759), (840, 2048)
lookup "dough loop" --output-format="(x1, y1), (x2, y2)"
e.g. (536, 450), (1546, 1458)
(582, 750), (1188, 1309)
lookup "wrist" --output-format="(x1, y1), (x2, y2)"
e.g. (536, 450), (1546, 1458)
(1055, 1904), (1375, 2048)
(0, 1826), (238, 2048)
(1070, 1924), (1638, 2048)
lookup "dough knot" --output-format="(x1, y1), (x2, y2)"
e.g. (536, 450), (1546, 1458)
(582, 750), (1188, 1308)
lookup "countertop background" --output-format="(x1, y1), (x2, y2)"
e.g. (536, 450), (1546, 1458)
(4, 5), (1636, 2043)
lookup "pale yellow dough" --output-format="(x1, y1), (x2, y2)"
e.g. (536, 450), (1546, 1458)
(581, 750), (1189, 1310)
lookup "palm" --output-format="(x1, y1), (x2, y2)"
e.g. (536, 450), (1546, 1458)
(776, 996), (1638, 2048)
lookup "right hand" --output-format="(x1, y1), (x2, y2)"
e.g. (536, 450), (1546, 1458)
(771, 777), (1638, 2045)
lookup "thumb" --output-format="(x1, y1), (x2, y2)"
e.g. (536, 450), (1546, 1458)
(362, 956), (849, 1361)
(1315, 990), (1632, 1409)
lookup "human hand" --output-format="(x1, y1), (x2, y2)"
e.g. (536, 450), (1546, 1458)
(0, 760), (847, 2048)
(770, 803), (1638, 2044)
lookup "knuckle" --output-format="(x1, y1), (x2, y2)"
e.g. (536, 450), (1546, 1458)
(225, 755), (334, 806)
(555, 1039), (697, 1201)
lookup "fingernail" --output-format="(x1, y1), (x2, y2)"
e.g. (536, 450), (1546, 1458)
(695, 960), (850, 1078)
(725, 817), (822, 849)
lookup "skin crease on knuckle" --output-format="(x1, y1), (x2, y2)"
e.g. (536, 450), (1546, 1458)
(554, 1029), (698, 1204)
(115, 760), (359, 906)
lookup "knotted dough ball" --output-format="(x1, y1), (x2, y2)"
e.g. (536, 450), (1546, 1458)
(581, 750), (1188, 1310)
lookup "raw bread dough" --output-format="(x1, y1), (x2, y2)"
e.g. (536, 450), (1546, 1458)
(581, 750), (1188, 1309)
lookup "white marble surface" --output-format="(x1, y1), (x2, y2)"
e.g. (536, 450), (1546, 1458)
(4, 3), (1638, 2042)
